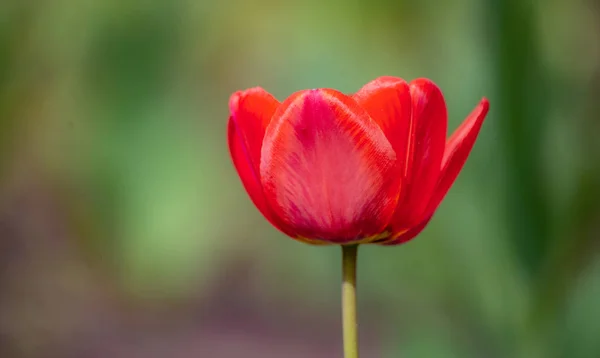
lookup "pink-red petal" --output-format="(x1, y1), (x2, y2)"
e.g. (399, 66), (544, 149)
(353, 76), (412, 172)
(260, 89), (402, 243)
(388, 79), (448, 232)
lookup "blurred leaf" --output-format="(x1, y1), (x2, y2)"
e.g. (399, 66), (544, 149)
(560, 256), (600, 358)
(489, 0), (551, 278)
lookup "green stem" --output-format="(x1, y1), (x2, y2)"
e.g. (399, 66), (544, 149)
(342, 244), (359, 358)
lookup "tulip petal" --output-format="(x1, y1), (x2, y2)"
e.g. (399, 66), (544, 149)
(379, 215), (432, 245)
(229, 88), (279, 174)
(228, 88), (293, 233)
(260, 89), (402, 243)
(382, 97), (489, 245)
(353, 77), (412, 171)
(389, 79), (448, 232)
(426, 98), (490, 214)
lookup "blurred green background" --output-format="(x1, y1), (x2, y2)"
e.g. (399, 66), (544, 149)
(1, 0), (599, 357)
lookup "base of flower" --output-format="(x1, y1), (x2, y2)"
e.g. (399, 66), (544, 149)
(296, 231), (391, 246)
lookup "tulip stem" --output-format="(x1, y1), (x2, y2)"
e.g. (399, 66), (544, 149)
(342, 244), (359, 358)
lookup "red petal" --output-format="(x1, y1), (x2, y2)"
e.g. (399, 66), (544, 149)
(229, 88), (278, 173)
(388, 78), (448, 232)
(353, 77), (412, 171)
(382, 97), (489, 245)
(380, 215), (432, 245)
(228, 88), (293, 234)
(260, 89), (402, 243)
(426, 98), (490, 214)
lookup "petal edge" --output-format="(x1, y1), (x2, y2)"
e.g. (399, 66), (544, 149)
(427, 97), (490, 214)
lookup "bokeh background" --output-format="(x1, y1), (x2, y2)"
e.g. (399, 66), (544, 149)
(1, 0), (599, 357)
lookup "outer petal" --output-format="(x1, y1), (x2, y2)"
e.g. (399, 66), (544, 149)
(379, 215), (432, 245)
(388, 79), (448, 231)
(228, 88), (291, 233)
(260, 89), (402, 243)
(229, 88), (278, 173)
(426, 98), (490, 214)
(353, 77), (412, 172)
(381, 97), (489, 245)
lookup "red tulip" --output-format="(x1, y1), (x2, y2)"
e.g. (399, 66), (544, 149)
(228, 77), (489, 246)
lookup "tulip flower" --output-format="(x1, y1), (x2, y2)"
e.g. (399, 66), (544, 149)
(227, 76), (489, 358)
